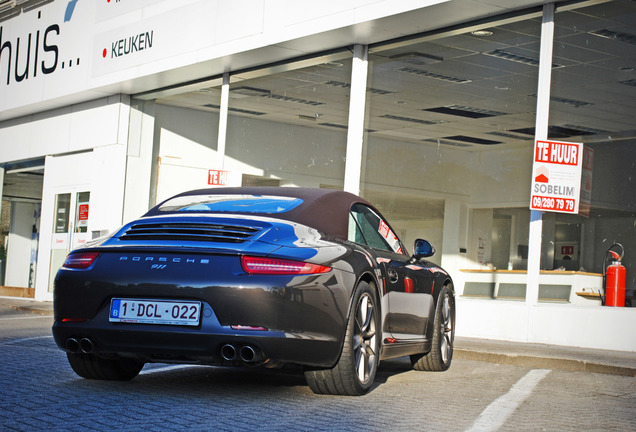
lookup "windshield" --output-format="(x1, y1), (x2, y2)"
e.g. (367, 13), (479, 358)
(157, 194), (304, 214)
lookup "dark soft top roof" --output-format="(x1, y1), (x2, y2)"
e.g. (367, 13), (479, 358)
(144, 187), (378, 240)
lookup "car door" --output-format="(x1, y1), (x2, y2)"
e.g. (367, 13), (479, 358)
(349, 204), (436, 341)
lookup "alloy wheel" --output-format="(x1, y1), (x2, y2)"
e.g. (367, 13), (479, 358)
(353, 293), (377, 384)
(440, 293), (453, 364)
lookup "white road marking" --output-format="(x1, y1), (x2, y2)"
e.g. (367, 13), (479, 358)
(140, 364), (202, 375)
(466, 369), (551, 432)
(4, 335), (53, 344)
(0, 315), (53, 321)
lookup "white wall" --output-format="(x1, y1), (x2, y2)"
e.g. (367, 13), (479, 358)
(457, 298), (636, 352)
(19, 97), (132, 300)
(0, 97), (127, 164)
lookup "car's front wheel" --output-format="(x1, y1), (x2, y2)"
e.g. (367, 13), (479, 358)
(305, 280), (379, 395)
(66, 353), (144, 381)
(411, 284), (455, 371)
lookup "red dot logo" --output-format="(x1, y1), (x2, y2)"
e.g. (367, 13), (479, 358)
(102, 48), (107, 58)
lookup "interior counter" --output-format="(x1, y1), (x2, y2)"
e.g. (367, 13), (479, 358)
(459, 269), (603, 305)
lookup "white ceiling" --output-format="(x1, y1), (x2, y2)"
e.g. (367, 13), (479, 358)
(157, 1), (636, 152)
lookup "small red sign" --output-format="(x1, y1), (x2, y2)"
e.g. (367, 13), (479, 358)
(561, 246), (574, 255)
(534, 140), (580, 166)
(208, 169), (229, 186)
(78, 204), (89, 221)
(530, 139), (583, 214)
(379, 220), (390, 238)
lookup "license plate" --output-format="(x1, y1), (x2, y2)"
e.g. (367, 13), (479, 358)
(109, 298), (201, 326)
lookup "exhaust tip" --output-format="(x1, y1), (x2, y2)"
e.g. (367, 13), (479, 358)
(239, 345), (257, 362)
(79, 338), (94, 354)
(65, 338), (79, 353)
(221, 344), (237, 361)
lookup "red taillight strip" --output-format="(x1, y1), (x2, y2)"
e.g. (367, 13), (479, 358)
(231, 325), (268, 331)
(63, 252), (100, 269)
(241, 256), (331, 275)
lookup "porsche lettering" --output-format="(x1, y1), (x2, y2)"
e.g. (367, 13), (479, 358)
(118, 256), (210, 264)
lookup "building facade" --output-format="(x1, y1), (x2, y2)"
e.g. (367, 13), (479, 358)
(1, 0), (634, 350)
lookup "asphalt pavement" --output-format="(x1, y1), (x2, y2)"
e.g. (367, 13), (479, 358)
(2, 296), (635, 377)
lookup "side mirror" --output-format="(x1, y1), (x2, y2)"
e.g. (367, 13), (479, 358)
(410, 239), (435, 263)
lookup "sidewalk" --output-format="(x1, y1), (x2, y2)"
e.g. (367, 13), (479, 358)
(0, 296), (53, 317)
(2, 296), (635, 377)
(454, 337), (636, 377)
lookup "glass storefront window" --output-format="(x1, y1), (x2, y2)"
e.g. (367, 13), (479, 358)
(153, 54), (353, 197)
(53, 193), (71, 234)
(364, 16), (541, 267)
(547, 1), (636, 291)
(225, 58), (352, 188)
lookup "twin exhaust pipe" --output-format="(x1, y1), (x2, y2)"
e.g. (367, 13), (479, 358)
(65, 338), (265, 364)
(221, 343), (264, 363)
(65, 337), (94, 354)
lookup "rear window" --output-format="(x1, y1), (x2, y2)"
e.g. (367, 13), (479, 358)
(157, 194), (303, 214)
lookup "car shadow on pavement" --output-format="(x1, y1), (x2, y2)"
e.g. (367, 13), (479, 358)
(372, 356), (417, 387)
(61, 356), (418, 397)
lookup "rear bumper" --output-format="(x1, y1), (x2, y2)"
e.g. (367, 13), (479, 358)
(52, 301), (341, 367)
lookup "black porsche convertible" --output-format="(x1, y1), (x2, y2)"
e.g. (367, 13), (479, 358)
(52, 187), (455, 395)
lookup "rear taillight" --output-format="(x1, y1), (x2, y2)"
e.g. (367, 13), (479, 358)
(241, 256), (331, 275)
(62, 252), (100, 269)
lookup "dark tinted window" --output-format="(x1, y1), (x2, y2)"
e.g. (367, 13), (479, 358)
(158, 194), (303, 214)
(349, 204), (404, 254)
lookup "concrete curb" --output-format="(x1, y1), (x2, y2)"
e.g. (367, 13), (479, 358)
(8, 304), (54, 316)
(454, 348), (636, 377)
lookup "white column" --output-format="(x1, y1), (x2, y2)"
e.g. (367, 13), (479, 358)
(527, 3), (555, 306)
(123, 100), (156, 222)
(216, 72), (230, 169)
(0, 167), (4, 269)
(442, 199), (462, 275)
(343, 45), (369, 196)
(0, 167), (4, 211)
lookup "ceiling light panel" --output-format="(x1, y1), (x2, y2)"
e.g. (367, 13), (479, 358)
(203, 104), (266, 116)
(423, 105), (507, 118)
(486, 131), (530, 140)
(231, 87), (271, 97)
(444, 135), (501, 145)
(380, 114), (446, 125)
(397, 67), (472, 83)
(528, 94), (593, 108)
(323, 80), (393, 95)
(510, 125), (598, 139)
(265, 94), (325, 106)
(590, 29), (636, 45)
(421, 139), (472, 147)
(388, 52), (444, 65)
(484, 49), (563, 68)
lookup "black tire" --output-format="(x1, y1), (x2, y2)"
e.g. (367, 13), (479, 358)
(411, 284), (455, 371)
(305, 281), (380, 396)
(66, 353), (144, 381)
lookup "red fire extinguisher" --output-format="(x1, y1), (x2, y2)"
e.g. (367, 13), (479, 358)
(603, 243), (626, 307)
